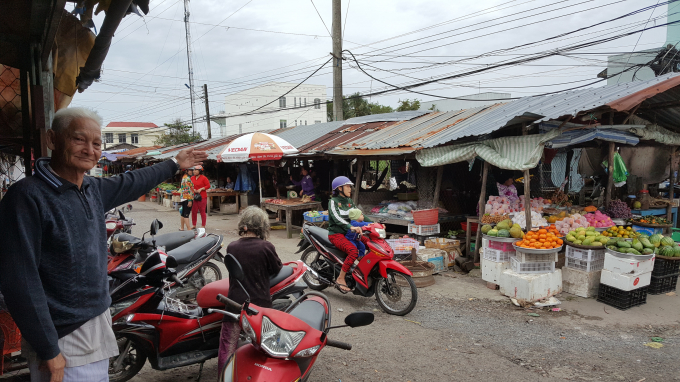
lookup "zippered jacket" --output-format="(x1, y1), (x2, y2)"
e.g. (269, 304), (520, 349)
(328, 195), (372, 235)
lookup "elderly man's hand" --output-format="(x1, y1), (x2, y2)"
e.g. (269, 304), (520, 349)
(41, 353), (65, 382)
(175, 148), (208, 169)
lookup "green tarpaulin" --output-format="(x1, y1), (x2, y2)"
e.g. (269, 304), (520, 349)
(416, 129), (560, 170)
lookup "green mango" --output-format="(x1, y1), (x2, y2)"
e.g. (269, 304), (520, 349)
(568, 230), (577, 237)
(642, 248), (654, 255)
(616, 241), (631, 248)
(577, 235), (587, 241)
(586, 227), (596, 232)
(598, 237), (609, 244)
(585, 231), (598, 237)
(574, 240), (583, 245)
(582, 237), (594, 246)
(591, 242), (603, 247)
(640, 238), (654, 249)
(631, 239), (643, 251)
(566, 234), (576, 242)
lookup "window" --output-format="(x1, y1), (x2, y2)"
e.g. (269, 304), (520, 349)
(279, 97), (286, 108)
(104, 133), (113, 143)
(118, 133), (126, 143)
(131, 134), (139, 144)
(280, 120), (287, 129)
(314, 98), (321, 109)
(314, 120), (321, 124)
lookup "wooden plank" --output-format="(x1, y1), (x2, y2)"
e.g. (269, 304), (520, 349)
(605, 142), (615, 208)
(353, 160), (363, 205)
(474, 162), (489, 262)
(433, 165), (444, 209)
(524, 169), (532, 231)
(286, 209), (293, 239)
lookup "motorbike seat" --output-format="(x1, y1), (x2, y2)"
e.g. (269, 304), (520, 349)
(306, 226), (349, 260)
(167, 236), (219, 265)
(157, 300), (203, 317)
(113, 232), (141, 244)
(289, 300), (326, 332)
(269, 266), (294, 287)
(196, 278), (230, 309)
(150, 231), (196, 251)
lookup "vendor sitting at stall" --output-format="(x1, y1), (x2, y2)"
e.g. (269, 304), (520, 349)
(290, 166), (315, 200)
(496, 171), (519, 202)
(224, 176), (235, 191)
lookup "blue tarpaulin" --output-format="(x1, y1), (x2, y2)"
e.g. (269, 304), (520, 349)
(547, 128), (639, 149)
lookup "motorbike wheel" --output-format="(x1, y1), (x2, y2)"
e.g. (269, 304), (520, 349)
(301, 248), (328, 291)
(375, 271), (418, 316)
(109, 337), (147, 382)
(199, 261), (222, 283)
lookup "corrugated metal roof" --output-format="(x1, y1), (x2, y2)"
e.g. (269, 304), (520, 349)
(271, 121), (345, 149)
(341, 110), (429, 124)
(296, 121), (400, 154)
(151, 132), (257, 161)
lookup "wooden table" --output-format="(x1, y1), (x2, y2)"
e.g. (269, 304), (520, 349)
(262, 201), (322, 238)
(206, 190), (240, 215)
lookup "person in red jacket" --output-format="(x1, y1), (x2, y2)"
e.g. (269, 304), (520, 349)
(190, 165), (210, 229)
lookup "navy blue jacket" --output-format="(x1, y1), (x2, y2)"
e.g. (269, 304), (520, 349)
(0, 158), (177, 360)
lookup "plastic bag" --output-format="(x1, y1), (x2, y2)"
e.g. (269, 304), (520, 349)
(602, 152), (628, 183)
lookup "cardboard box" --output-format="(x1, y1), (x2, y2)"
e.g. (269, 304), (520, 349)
(600, 269), (651, 291)
(424, 238), (460, 249)
(603, 253), (655, 275)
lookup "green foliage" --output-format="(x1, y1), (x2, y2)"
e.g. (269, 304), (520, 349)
(428, 104), (439, 111)
(155, 119), (202, 146)
(396, 99), (421, 111)
(327, 93), (394, 121)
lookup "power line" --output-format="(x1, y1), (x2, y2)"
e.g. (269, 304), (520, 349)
(310, 0), (332, 37)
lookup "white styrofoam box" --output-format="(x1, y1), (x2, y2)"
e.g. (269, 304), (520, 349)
(481, 257), (511, 284)
(514, 252), (559, 263)
(600, 269), (651, 291)
(416, 248), (447, 262)
(565, 256), (605, 272)
(510, 257), (556, 274)
(499, 268), (563, 302)
(483, 247), (514, 262)
(603, 253), (655, 275)
(562, 267), (601, 298)
(565, 246), (605, 262)
(481, 237), (489, 250)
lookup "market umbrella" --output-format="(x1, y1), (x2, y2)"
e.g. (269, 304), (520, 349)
(219, 132), (298, 202)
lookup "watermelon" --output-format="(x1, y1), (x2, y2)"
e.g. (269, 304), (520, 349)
(674, 245), (680, 257)
(659, 246), (675, 257)
(497, 229), (510, 238)
(660, 236), (675, 247)
(650, 234), (663, 247)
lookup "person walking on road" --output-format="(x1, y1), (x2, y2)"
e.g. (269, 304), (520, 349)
(190, 165), (210, 229)
(0, 107), (207, 382)
(179, 170), (194, 231)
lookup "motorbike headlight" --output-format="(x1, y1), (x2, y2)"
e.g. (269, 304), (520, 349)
(241, 315), (257, 342)
(294, 345), (320, 358)
(260, 316), (305, 358)
(106, 222), (117, 230)
(109, 298), (138, 319)
(376, 228), (386, 239)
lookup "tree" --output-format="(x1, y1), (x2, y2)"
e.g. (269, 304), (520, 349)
(155, 119), (203, 146)
(327, 93), (394, 121)
(396, 99), (421, 111)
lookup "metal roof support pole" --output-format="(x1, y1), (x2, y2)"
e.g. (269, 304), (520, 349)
(353, 159), (363, 206)
(667, 147), (677, 233)
(605, 142), (615, 209)
(522, 122), (531, 231)
(474, 161), (488, 263)
(433, 165), (444, 210)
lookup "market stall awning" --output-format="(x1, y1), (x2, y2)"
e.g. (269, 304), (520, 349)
(416, 129), (560, 170)
(547, 128), (640, 148)
(627, 123), (680, 146)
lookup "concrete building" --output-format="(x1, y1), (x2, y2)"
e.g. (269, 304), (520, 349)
(419, 92), (510, 112)
(102, 122), (163, 149)
(213, 82), (327, 137)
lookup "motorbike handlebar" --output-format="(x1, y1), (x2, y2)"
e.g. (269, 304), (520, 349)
(217, 294), (243, 312)
(170, 275), (184, 287)
(325, 339), (352, 351)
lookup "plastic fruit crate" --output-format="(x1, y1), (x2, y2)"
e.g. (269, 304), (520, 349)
(483, 247), (514, 263)
(652, 257), (680, 277)
(386, 238), (419, 255)
(649, 273), (679, 295)
(488, 239), (517, 252)
(565, 256), (605, 272)
(408, 224), (440, 236)
(303, 212), (324, 223)
(514, 252), (559, 263)
(597, 284), (648, 311)
(565, 246), (605, 262)
(510, 257), (555, 274)
(412, 209), (439, 225)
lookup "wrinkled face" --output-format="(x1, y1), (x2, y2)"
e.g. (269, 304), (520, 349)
(48, 118), (102, 173)
(340, 184), (352, 197)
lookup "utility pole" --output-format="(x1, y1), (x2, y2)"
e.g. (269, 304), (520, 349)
(183, 0), (196, 135)
(332, 0), (343, 121)
(203, 84), (211, 139)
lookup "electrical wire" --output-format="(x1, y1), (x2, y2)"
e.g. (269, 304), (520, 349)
(310, 0), (332, 37)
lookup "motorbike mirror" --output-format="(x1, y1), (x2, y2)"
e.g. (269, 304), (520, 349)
(224, 254), (245, 282)
(118, 210), (126, 221)
(344, 312), (374, 328)
(165, 256), (178, 268)
(150, 220), (163, 236)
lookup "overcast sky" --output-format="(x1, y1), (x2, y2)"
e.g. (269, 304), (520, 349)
(69, 0), (672, 138)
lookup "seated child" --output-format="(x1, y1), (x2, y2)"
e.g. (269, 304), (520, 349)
(345, 208), (371, 257)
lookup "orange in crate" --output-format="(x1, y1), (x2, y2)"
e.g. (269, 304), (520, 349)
(515, 228), (563, 250)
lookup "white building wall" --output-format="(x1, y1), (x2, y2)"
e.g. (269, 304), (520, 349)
(216, 82), (327, 136)
(101, 126), (163, 148)
(604, 50), (659, 85)
(419, 92), (510, 112)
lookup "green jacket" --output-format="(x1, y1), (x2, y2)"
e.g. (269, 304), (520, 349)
(328, 195), (372, 235)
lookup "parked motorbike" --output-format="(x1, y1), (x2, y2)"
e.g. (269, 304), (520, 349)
(109, 223), (311, 382)
(297, 221), (418, 316)
(211, 254), (374, 381)
(106, 208), (135, 244)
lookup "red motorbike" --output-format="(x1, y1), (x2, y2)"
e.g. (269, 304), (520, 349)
(210, 254), (374, 381)
(106, 208), (135, 243)
(109, 221), (310, 382)
(298, 222), (418, 315)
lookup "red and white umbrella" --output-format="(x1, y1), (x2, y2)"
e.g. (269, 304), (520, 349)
(219, 132), (299, 201)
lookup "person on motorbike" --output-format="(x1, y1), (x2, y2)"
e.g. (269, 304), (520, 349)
(328, 176), (372, 293)
(217, 206), (283, 372)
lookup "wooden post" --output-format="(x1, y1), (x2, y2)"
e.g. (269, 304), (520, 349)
(667, 147), (677, 232)
(353, 160), (363, 205)
(605, 142), (615, 208)
(474, 161), (489, 262)
(433, 165), (444, 209)
(524, 169), (532, 231)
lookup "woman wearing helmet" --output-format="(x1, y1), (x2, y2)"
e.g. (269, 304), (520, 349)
(328, 176), (372, 293)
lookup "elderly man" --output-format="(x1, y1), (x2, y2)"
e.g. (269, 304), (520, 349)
(0, 107), (207, 382)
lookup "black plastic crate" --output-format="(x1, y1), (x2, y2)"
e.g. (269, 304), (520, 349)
(649, 274), (679, 295)
(653, 258), (680, 277)
(597, 284), (648, 311)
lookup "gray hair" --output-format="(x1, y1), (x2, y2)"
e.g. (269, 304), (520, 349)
(237, 206), (271, 240)
(51, 107), (103, 133)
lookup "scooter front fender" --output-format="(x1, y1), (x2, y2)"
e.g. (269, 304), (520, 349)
(378, 259), (413, 278)
(221, 344), (302, 382)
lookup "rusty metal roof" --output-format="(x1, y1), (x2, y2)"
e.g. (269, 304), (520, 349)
(151, 132), (261, 161)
